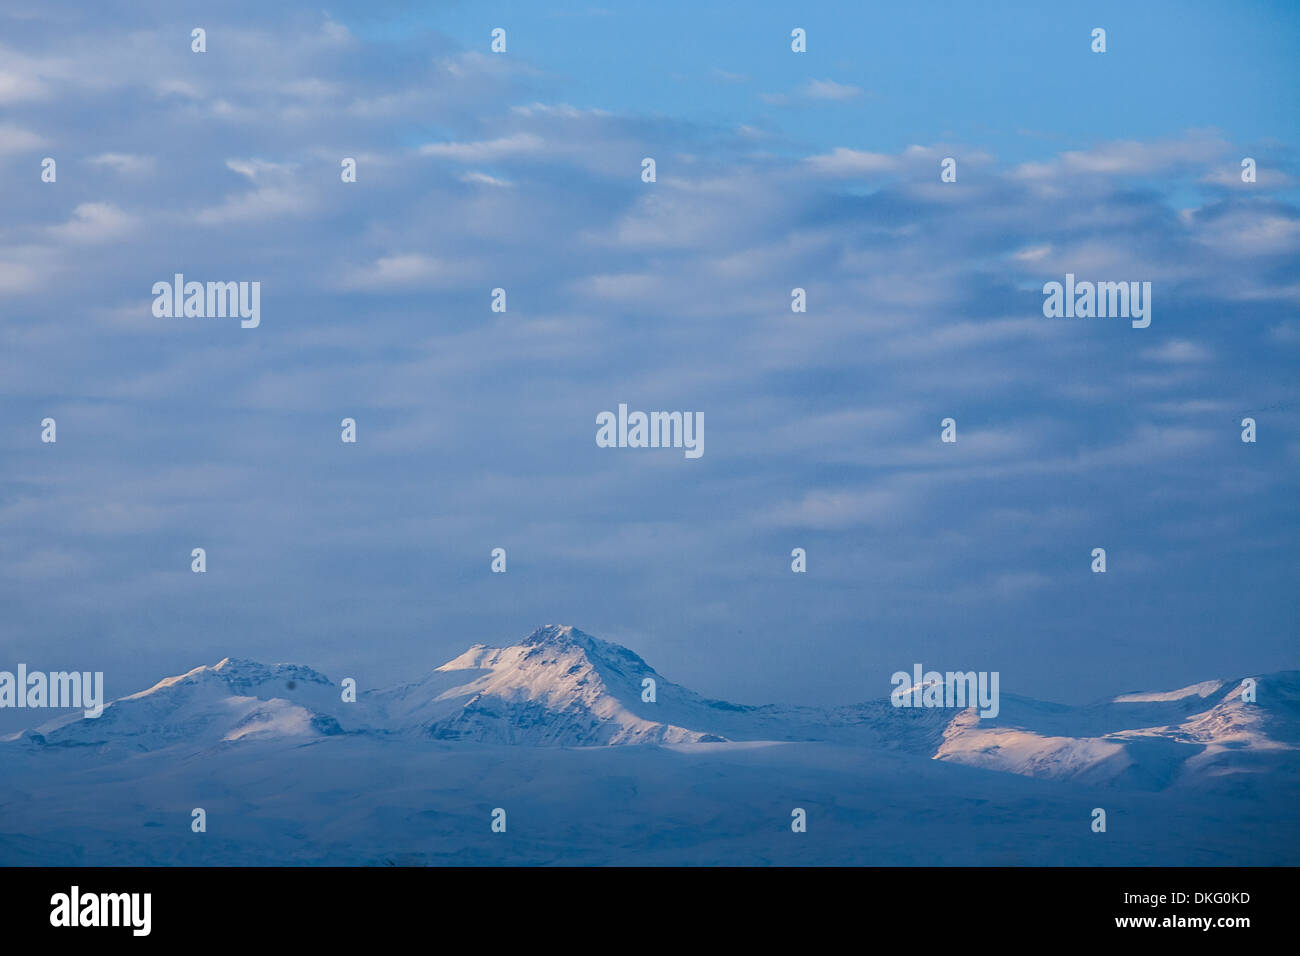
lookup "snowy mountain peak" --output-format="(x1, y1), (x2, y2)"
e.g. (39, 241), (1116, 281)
(518, 624), (653, 670)
(400, 624), (711, 745)
(210, 657), (333, 687)
(123, 657), (334, 703)
(936, 671), (1300, 789)
(16, 655), (352, 751)
(1112, 679), (1226, 703)
(521, 624), (583, 646)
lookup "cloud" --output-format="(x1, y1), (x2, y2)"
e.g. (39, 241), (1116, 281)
(762, 78), (870, 105)
(460, 171), (513, 187)
(804, 144), (945, 176)
(1268, 320), (1300, 344)
(1142, 339), (1214, 363)
(0, 260), (44, 294)
(193, 159), (315, 224)
(418, 133), (545, 162)
(1013, 130), (1231, 179)
(1192, 209), (1300, 257)
(710, 67), (748, 84)
(1200, 165), (1296, 189)
(0, 122), (45, 154)
(569, 272), (662, 301)
(768, 487), (912, 529)
(46, 202), (136, 242)
(802, 78), (865, 101)
(0, 70), (48, 102)
(1012, 244), (1052, 262)
(338, 254), (467, 290)
(88, 153), (156, 175)
(0, 2), (1294, 716)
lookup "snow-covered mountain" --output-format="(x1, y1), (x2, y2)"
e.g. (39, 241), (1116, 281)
(2, 625), (1298, 866)
(6, 624), (1298, 792)
(371, 625), (728, 745)
(936, 672), (1300, 790)
(15, 657), (358, 753)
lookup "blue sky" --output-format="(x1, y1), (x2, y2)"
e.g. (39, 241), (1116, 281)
(0, 0), (1297, 730)
(398, 1), (1300, 167)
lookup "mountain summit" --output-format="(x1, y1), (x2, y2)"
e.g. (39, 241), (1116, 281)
(374, 624), (729, 745)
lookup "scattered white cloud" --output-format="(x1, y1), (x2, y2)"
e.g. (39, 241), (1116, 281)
(338, 254), (465, 290)
(1142, 339), (1214, 363)
(460, 171), (513, 187)
(47, 202), (136, 242)
(0, 123), (45, 154)
(802, 78), (865, 101)
(88, 153), (156, 175)
(419, 133), (545, 162)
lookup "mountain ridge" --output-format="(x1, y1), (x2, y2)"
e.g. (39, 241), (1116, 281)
(5, 624), (1297, 791)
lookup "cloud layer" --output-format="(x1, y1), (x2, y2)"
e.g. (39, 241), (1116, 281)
(0, 3), (1297, 725)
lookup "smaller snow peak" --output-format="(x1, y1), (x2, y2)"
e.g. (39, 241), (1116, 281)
(208, 658), (332, 692)
(213, 657), (261, 674)
(1113, 680), (1226, 703)
(437, 644), (502, 672)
